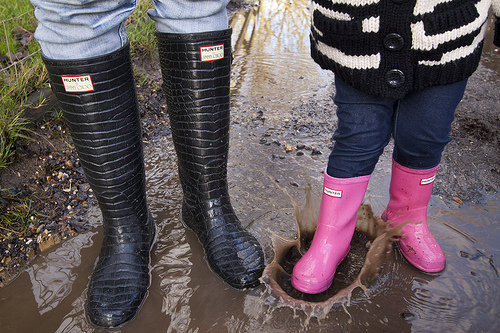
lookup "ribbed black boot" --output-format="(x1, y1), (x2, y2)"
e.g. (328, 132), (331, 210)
(157, 28), (264, 289)
(42, 44), (155, 328)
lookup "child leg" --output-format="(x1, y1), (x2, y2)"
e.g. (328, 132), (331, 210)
(384, 79), (468, 272)
(292, 78), (395, 293)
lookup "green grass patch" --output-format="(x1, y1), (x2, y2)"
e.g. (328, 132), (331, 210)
(127, 0), (157, 59)
(0, 187), (41, 238)
(1, 0), (45, 169)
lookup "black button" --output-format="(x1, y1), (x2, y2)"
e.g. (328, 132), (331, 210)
(385, 69), (405, 88)
(384, 33), (404, 51)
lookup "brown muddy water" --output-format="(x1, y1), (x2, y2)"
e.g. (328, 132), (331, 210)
(1, 0), (499, 332)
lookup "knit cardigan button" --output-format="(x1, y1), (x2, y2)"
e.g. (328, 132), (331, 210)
(385, 69), (405, 87)
(384, 33), (404, 51)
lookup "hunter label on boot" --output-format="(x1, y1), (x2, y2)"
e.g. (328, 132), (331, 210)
(420, 175), (436, 185)
(324, 186), (342, 198)
(61, 75), (94, 92)
(200, 44), (224, 62)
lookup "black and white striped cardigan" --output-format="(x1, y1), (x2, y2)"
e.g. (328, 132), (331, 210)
(310, 0), (500, 99)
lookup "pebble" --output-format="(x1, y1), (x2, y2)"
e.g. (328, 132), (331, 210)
(311, 148), (322, 155)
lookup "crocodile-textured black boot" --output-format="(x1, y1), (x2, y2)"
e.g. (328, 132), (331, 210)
(157, 28), (264, 289)
(42, 44), (155, 328)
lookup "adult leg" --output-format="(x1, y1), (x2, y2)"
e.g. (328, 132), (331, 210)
(32, 0), (155, 327)
(150, 0), (265, 289)
(383, 79), (468, 272)
(148, 0), (230, 33)
(31, 0), (133, 60)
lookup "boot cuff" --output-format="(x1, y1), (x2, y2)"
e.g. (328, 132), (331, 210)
(323, 166), (371, 184)
(156, 27), (232, 44)
(392, 160), (439, 175)
(41, 42), (130, 68)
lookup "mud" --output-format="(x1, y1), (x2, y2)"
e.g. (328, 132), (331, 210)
(0, 0), (499, 331)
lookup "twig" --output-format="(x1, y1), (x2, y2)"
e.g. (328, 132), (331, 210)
(0, 226), (16, 233)
(0, 49), (41, 74)
(0, 9), (35, 24)
(2, 20), (17, 77)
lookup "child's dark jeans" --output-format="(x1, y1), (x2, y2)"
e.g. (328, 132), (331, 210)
(327, 77), (468, 178)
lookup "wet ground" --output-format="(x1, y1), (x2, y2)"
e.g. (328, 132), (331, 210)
(0, 0), (499, 331)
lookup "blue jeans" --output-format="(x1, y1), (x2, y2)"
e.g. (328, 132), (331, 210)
(31, 0), (230, 60)
(327, 78), (468, 178)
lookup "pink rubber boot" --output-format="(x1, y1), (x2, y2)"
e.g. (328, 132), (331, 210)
(382, 160), (445, 273)
(291, 168), (370, 294)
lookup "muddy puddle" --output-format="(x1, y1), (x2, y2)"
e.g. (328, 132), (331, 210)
(0, 0), (499, 331)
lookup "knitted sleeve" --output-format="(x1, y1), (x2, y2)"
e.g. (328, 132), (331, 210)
(493, 0), (500, 46)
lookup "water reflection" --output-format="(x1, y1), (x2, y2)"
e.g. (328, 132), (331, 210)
(481, 14), (500, 76)
(155, 229), (193, 331)
(26, 231), (95, 315)
(55, 293), (93, 333)
(230, 0), (333, 109)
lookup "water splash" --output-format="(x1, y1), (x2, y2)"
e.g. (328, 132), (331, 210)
(261, 186), (406, 325)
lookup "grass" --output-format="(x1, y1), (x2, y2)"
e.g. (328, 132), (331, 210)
(0, 1), (44, 170)
(126, 1), (157, 59)
(0, 188), (39, 238)
(0, 0), (157, 238)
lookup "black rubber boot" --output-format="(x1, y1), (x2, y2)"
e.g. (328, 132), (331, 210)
(157, 28), (265, 289)
(42, 44), (155, 328)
